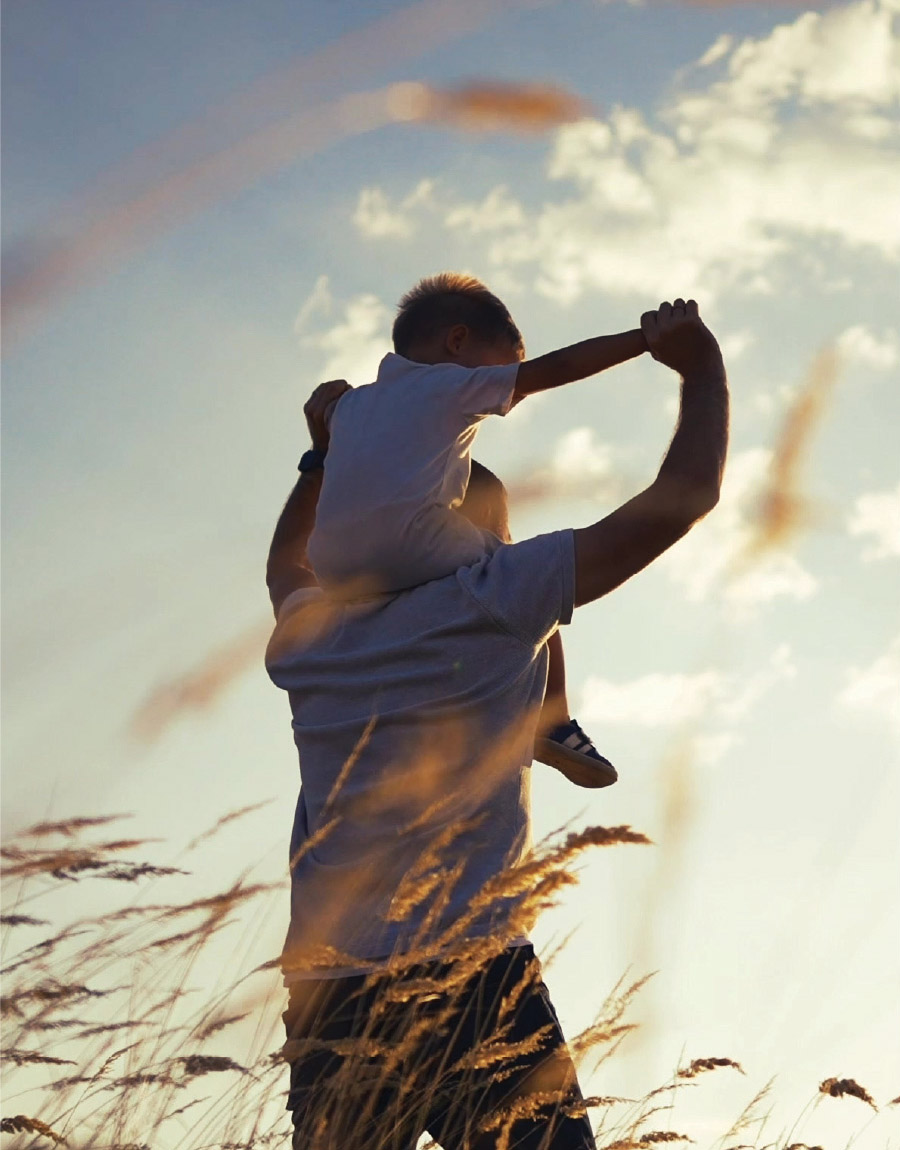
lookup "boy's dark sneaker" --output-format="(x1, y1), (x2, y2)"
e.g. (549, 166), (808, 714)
(534, 719), (618, 789)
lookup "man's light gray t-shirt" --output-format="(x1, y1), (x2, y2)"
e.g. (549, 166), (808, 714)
(266, 529), (576, 974)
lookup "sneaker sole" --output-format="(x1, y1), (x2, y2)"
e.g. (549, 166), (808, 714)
(533, 739), (618, 789)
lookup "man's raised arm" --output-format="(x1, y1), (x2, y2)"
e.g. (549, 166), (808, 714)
(266, 379), (351, 615)
(572, 299), (729, 607)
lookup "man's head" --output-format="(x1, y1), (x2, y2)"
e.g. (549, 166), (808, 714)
(460, 460), (512, 544)
(392, 272), (524, 368)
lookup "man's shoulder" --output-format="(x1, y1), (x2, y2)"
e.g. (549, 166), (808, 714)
(268, 529), (575, 662)
(455, 529), (576, 645)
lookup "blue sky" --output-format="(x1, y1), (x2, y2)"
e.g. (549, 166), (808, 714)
(3, 1), (899, 1145)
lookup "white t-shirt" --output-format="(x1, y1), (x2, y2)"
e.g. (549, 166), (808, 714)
(306, 354), (519, 592)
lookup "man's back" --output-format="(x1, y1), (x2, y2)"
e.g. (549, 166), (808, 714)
(266, 528), (575, 967)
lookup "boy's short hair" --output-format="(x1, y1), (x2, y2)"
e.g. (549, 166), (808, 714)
(392, 273), (524, 359)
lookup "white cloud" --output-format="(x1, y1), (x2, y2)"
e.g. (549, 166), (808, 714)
(720, 330), (755, 361)
(352, 180), (435, 240)
(717, 643), (797, 720)
(838, 634), (900, 732)
(580, 669), (728, 727)
(505, 425), (620, 505)
(295, 282), (391, 383)
(294, 274), (332, 330)
(374, 0), (899, 305)
(693, 731), (740, 767)
(662, 447), (819, 613)
(724, 555), (818, 613)
(697, 34), (734, 70)
(848, 482), (900, 559)
(445, 186), (525, 235)
(551, 427), (613, 481)
(837, 324), (900, 370)
(579, 644), (796, 731)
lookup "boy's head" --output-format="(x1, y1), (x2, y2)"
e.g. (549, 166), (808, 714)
(392, 272), (524, 368)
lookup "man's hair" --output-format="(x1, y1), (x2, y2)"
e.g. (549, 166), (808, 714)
(460, 460), (512, 543)
(392, 272), (524, 359)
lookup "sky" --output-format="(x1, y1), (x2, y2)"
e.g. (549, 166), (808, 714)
(2, 0), (899, 1145)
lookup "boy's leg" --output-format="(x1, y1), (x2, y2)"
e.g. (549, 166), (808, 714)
(535, 632), (618, 789)
(541, 630), (570, 734)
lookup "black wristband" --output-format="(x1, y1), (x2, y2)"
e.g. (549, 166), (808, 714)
(298, 449), (326, 473)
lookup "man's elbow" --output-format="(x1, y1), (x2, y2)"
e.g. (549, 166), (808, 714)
(653, 473), (721, 532)
(689, 482), (721, 521)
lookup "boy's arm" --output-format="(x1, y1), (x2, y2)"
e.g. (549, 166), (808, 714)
(513, 328), (647, 402)
(266, 379), (350, 616)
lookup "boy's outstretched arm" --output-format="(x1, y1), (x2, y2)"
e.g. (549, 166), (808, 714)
(513, 327), (647, 402)
(266, 379), (350, 616)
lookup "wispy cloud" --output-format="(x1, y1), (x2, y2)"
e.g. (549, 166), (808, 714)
(295, 280), (392, 383)
(836, 324), (900, 371)
(661, 447), (819, 612)
(355, 0), (900, 304)
(848, 482), (900, 560)
(353, 180), (436, 239)
(838, 633), (900, 733)
(2, 0), (584, 348)
(579, 643), (796, 730)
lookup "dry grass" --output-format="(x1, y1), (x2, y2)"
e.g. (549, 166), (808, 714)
(1, 803), (889, 1150)
(736, 345), (840, 568)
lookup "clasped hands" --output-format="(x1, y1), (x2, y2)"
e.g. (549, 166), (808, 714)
(641, 298), (723, 377)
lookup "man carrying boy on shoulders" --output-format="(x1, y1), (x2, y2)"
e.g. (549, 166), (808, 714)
(266, 295), (728, 1149)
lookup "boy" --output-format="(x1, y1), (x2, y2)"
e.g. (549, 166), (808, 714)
(303, 272), (648, 788)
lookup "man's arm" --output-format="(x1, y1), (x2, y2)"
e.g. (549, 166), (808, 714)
(266, 379), (351, 616)
(266, 471), (324, 615)
(572, 300), (728, 607)
(513, 328), (647, 403)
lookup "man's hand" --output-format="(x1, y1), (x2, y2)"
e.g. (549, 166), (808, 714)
(304, 379), (352, 452)
(641, 299), (723, 377)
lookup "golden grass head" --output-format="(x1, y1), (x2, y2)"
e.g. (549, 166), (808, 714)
(677, 1056), (745, 1079)
(0, 1116), (67, 1144)
(818, 1076), (877, 1109)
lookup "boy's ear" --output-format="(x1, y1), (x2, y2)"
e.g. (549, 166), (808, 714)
(445, 324), (469, 355)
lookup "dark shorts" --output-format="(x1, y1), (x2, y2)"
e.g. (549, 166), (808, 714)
(282, 944), (596, 1150)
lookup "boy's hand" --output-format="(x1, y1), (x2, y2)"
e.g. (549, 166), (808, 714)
(641, 299), (723, 377)
(304, 379), (351, 452)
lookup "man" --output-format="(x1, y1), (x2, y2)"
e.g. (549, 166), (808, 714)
(266, 299), (728, 1148)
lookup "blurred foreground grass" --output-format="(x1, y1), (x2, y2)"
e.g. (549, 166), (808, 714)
(1, 811), (892, 1149)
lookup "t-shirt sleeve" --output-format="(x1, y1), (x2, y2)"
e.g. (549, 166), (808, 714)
(445, 362), (519, 418)
(458, 529), (576, 648)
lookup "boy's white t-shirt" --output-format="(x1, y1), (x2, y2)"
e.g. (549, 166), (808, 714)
(307, 353), (519, 590)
